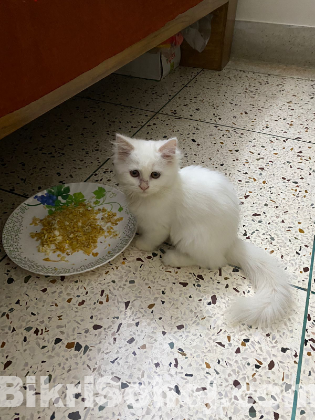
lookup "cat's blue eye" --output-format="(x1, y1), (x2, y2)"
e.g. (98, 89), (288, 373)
(151, 172), (160, 179)
(130, 170), (140, 177)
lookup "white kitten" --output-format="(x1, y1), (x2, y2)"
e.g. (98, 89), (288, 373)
(113, 134), (292, 328)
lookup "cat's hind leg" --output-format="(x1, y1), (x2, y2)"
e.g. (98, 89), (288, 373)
(162, 249), (197, 267)
(171, 232), (228, 270)
(185, 242), (227, 270)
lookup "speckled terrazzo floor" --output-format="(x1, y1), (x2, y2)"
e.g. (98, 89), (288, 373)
(0, 61), (314, 420)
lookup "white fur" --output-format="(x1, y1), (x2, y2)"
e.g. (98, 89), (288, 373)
(113, 134), (292, 328)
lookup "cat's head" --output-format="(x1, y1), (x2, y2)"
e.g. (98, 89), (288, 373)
(113, 134), (180, 197)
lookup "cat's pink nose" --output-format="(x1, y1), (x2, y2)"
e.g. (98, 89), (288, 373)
(139, 183), (149, 191)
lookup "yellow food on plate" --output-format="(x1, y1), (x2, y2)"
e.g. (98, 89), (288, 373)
(30, 202), (123, 257)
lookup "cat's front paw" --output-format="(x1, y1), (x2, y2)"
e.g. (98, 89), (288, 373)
(134, 237), (156, 252)
(162, 250), (179, 267)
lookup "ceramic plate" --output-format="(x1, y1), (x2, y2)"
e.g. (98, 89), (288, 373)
(2, 183), (137, 276)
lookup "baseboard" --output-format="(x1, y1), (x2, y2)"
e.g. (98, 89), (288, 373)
(231, 20), (315, 67)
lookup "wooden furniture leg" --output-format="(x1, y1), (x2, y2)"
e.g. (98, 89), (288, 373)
(180, 0), (238, 70)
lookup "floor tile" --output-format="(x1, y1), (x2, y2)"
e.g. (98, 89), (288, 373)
(87, 158), (117, 189)
(0, 408), (26, 420)
(0, 97), (154, 196)
(298, 287), (315, 420)
(0, 190), (25, 259)
(78, 67), (202, 112)
(0, 407), (91, 420)
(1, 56), (314, 420)
(162, 68), (315, 142)
(227, 58), (315, 81)
(90, 114), (315, 287)
(0, 250), (307, 419)
(24, 407), (91, 420)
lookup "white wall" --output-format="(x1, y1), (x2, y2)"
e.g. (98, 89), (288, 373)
(236, 0), (315, 27)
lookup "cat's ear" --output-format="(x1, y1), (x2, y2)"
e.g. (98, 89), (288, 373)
(158, 138), (178, 161)
(115, 134), (134, 160)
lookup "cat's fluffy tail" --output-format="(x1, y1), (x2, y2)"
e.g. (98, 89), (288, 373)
(226, 238), (292, 328)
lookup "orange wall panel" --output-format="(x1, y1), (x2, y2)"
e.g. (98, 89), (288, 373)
(0, 0), (201, 117)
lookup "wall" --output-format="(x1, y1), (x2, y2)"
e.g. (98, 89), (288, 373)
(232, 0), (315, 66)
(236, 0), (315, 27)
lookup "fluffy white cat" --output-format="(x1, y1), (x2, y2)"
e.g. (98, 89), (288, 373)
(113, 134), (292, 327)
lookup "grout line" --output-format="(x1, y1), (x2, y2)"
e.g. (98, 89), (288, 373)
(77, 96), (154, 114)
(77, 69), (205, 130)
(290, 284), (315, 295)
(0, 187), (28, 198)
(77, 99), (315, 146)
(131, 113), (162, 138)
(156, 69), (204, 114)
(291, 235), (315, 420)
(0, 254), (7, 263)
(78, 96), (315, 145)
(76, 74), (314, 145)
(117, 70), (205, 139)
(84, 158), (111, 182)
(226, 64), (315, 82)
(157, 112), (315, 145)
